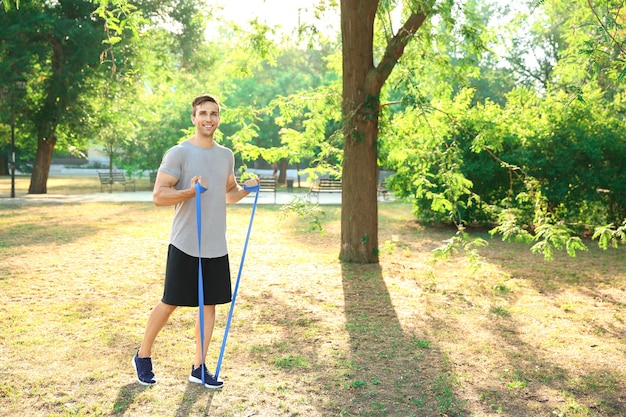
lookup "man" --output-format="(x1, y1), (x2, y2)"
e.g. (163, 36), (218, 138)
(132, 94), (259, 389)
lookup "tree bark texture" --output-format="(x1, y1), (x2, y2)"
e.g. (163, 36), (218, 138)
(340, 0), (380, 263)
(339, 0), (431, 263)
(0, 155), (8, 176)
(28, 134), (56, 194)
(28, 99), (59, 194)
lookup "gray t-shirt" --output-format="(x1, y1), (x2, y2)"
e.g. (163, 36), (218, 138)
(158, 140), (235, 258)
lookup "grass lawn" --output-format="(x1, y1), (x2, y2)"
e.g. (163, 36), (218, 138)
(0, 174), (299, 197)
(0, 174), (154, 196)
(0, 177), (624, 416)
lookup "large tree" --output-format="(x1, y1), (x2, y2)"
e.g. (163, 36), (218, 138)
(0, 0), (111, 194)
(339, 0), (432, 263)
(1, 0), (203, 194)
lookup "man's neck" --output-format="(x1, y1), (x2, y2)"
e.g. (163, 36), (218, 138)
(189, 134), (215, 148)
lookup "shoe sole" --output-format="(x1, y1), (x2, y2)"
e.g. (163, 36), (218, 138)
(188, 375), (223, 389)
(132, 356), (157, 386)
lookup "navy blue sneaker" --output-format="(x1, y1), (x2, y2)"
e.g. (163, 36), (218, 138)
(189, 365), (223, 389)
(132, 351), (157, 386)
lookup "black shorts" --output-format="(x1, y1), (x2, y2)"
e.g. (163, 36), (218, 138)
(162, 244), (232, 307)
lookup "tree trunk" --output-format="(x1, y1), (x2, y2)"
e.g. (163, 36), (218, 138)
(339, 0), (381, 263)
(339, 1), (431, 263)
(28, 135), (56, 194)
(0, 154), (8, 176)
(278, 159), (288, 184)
(29, 35), (64, 195)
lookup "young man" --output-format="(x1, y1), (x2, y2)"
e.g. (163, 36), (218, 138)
(132, 94), (259, 388)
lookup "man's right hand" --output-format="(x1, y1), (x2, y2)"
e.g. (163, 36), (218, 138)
(191, 176), (208, 190)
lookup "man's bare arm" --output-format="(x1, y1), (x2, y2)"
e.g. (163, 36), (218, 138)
(153, 171), (202, 206)
(226, 174), (259, 204)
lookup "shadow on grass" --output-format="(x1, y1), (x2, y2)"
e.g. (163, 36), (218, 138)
(112, 382), (216, 416)
(0, 206), (103, 249)
(471, 239), (626, 415)
(174, 383), (216, 417)
(112, 383), (148, 415)
(458, 309), (625, 416)
(340, 262), (467, 416)
(0, 221), (99, 249)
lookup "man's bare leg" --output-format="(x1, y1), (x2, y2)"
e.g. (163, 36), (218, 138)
(138, 301), (177, 358)
(193, 305), (216, 368)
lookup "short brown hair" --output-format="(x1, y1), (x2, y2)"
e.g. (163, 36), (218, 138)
(191, 94), (220, 116)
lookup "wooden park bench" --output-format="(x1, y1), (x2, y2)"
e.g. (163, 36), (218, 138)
(308, 178), (342, 203)
(378, 180), (389, 200)
(97, 171), (136, 193)
(149, 171), (157, 188)
(257, 177), (277, 203)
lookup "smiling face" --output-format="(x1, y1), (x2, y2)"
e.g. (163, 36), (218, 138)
(191, 100), (220, 139)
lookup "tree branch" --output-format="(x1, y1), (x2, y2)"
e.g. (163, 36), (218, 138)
(370, 4), (433, 89)
(587, 0), (626, 59)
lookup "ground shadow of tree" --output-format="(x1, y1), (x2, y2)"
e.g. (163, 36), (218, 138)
(339, 262), (467, 416)
(469, 238), (626, 415)
(0, 214), (100, 249)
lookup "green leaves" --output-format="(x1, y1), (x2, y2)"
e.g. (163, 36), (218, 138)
(434, 229), (488, 268)
(531, 223), (588, 260)
(592, 221), (626, 250)
(2, 0), (18, 10)
(93, 0), (146, 43)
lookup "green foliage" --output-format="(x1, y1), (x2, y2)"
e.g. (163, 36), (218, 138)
(593, 220), (626, 250)
(4, 0), (625, 261)
(280, 196), (326, 233)
(384, 67), (626, 258)
(2, 0), (18, 10)
(434, 228), (488, 268)
(267, 79), (343, 177)
(530, 222), (588, 260)
(223, 46), (341, 169)
(415, 1), (626, 260)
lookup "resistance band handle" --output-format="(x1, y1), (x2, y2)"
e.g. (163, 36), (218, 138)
(195, 181), (208, 194)
(243, 184), (260, 192)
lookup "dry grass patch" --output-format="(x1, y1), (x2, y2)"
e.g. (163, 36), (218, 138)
(0, 199), (624, 417)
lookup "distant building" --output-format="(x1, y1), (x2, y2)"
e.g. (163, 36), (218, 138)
(88, 145), (109, 166)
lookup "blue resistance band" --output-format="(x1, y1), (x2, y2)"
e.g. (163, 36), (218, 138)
(194, 182), (208, 385)
(195, 181), (260, 384)
(214, 182), (260, 379)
